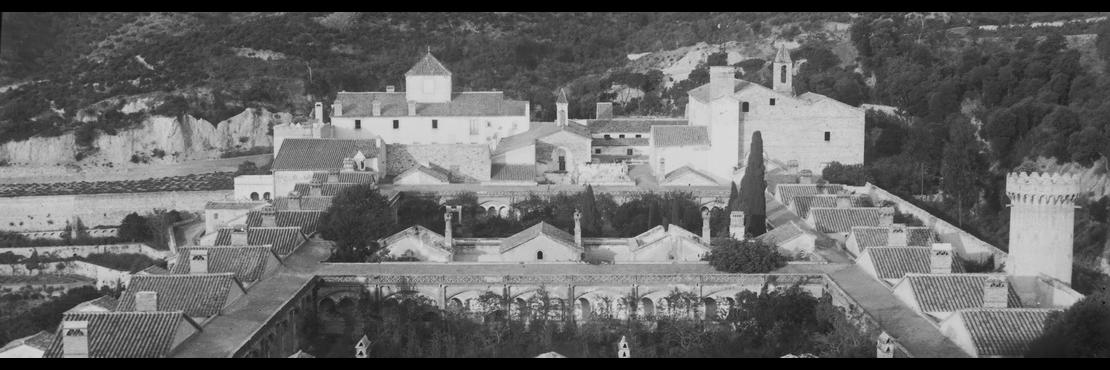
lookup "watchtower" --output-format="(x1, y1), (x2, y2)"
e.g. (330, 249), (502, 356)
(1005, 171), (1081, 284)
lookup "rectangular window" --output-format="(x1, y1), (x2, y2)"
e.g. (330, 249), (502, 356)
(595, 148), (602, 154)
(619, 134), (625, 138)
(770, 98), (776, 106)
(432, 119), (438, 129)
(393, 120), (400, 129)
(627, 149), (634, 155)
(604, 134), (611, 139)
(635, 134), (642, 138)
(355, 120), (362, 129)
(469, 120), (479, 135)
(824, 131), (831, 141)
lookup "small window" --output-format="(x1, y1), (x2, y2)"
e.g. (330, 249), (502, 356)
(604, 134), (611, 139)
(213, 213), (219, 220)
(741, 102), (750, 112)
(770, 98), (776, 106)
(595, 148), (601, 154)
(635, 134), (642, 138)
(432, 119), (438, 129)
(824, 131), (831, 141)
(619, 134), (625, 138)
(469, 120), (479, 135)
(537, 251), (544, 260)
(393, 120), (400, 129)
(626, 149), (633, 155)
(486, 121), (491, 127)
(355, 120), (362, 129)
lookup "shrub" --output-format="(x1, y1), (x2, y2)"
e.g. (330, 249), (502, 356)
(705, 238), (788, 273)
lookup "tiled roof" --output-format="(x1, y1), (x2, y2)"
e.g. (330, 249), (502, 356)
(171, 246), (276, 284)
(851, 226), (937, 250)
(310, 171), (377, 184)
(43, 312), (199, 358)
(758, 221), (807, 245)
(491, 164), (536, 182)
(631, 225), (706, 251)
(214, 227), (308, 256)
(902, 274), (1023, 313)
(272, 139), (381, 171)
(69, 295), (119, 312)
(587, 119), (687, 133)
(493, 122), (590, 155)
(1, 331), (54, 352)
(273, 196), (333, 211)
(204, 201), (266, 210)
(137, 266), (169, 275)
(501, 222), (582, 253)
(592, 137), (650, 147)
(652, 125), (710, 147)
(396, 164), (450, 183)
(379, 225), (451, 253)
(956, 308), (1058, 357)
(334, 91), (528, 117)
(116, 273), (243, 317)
(808, 207), (881, 233)
(791, 195), (868, 219)
(775, 184), (845, 206)
(663, 165), (721, 185)
(293, 182), (361, 197)
(865, 247), (966, 280)
(405, 52), (452, 76)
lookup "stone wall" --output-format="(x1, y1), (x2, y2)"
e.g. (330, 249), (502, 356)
(386, 144), (491, 183)
(0, 243), (168, 260)
(0, 260), (133, 288)
(0, 190), (232, 232)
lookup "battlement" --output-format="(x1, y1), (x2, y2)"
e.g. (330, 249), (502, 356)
(1005, 172), (1081, 206)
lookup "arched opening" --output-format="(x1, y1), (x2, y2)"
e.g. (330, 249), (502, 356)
(639, 297), (655, 319)
(548, 298), (565, 321)
(337, 297), (357, 317)
(447, 298), (464, 313)
(741, 102), (750, 112)
(536, 251), (544, 260)
(263, 192), (271, 201)
(499, 206), (509, 218)
(576, 297), (592, 321)
(486, 206), (497, 218)
(703, 297), (717, 321)
(250, 192), (260, 201)
(319, 298), (336, 317)
(723, 297), (736, 320)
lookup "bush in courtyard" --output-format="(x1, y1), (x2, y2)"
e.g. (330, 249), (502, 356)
(705, 238), (788, 273)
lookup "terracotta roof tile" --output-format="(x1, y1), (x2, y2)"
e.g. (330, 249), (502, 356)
(587, 119), (687, 133)
(293, 182), (360, 197)
(272, 139), (381, 171)
(758, 221), (807, 245)
(116, 274), (243, 317)
(310, 171), (377, 184)
(775, 183), (845, 206)
(171, 246), (276, 284)
(592, 137), (650, 147)
(808, 207), (882, 233)
(651, 125), (710, 147)
(214, 227), (308, 256)
(663, 165), (721, 185)
(851, 226), (937, 250)
(956, 308), (1058, 357)
(68, 295), (118, 312)
(902, 274), (1023, 313)
(405, 52), (452, 76)
(334, 91), (527, 117)
(491, 164), (536, 182)
(791, 195), (868, 219)
(395, 164), (450, 183)
(378, 225), (451, 254)
(864, 247), (966, 280)
(501, 222), (581, 253)
(43, 311), (198, 358)
(2, 331), (54, 352)
(204, 201), (267, 210)
(273, 196), (333, 211)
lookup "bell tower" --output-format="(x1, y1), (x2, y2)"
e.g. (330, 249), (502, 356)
(772, 44), (793, 96)
(1005, 171), (1081, 284)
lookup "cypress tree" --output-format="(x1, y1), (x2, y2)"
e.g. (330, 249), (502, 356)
(578, 185), (600, 236)
(739, 131), (767, 236)
(727, 181), (741, 211)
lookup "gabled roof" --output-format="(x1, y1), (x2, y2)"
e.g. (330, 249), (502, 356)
(758, 221), (807, 245)
(808, 207), (882, 233)
(214, 227), (308, 256)
(864, 246), (966, 281)
(774, 44), (792, 64)
(273, 196), (333, 211)
(406, 52), (452, 76)
(662, 165), (721, 186)
(245, 209), (324, 235)
(592, 137), (650, 147)
(395, 164), (450, 184)
(774, 183), (845, 206)
(116, 273), (244, 317)
(43, 311), (200, 358)
(851, 226), (937, 250)
(791, 194), (868, 219)
(137, 266), (169, 275)
(651, 125), (710, 147)
(557, 89), (568, 104)
(272, 139), (381, 171)
(171, 246), (278, 284)
(490, 164), (536, 182)
(630, 224), (707, 251)
(378, 225), (451, 254)
(899, 274), (1023, 313)
(493, 122), (590, 155)
(68, 295), (119, 313)
(1, 331), (54, 353)
(334, 92), (527, 117)
(587, 119), (687, 133)
(500, 222), (582, 253)
(952, 308), (1059, 357)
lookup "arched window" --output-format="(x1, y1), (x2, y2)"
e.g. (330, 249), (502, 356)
(250, 192), (259, 201)
(536, 251), (544, 260)
(263, 192), (271, 201)
(780, 65), (787, 83)
(741, 102), (749, 112)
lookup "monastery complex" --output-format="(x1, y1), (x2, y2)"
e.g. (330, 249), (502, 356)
(0, 47), (1090, 359)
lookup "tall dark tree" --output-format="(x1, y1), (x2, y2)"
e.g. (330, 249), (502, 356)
(739, 131), (767, 236)
(318, 184), (398, 262)
(727, 181), (741, 211)
(940, 118), (988, 227)
(118, 212), (150, 243)
(577, 185), (600, 236)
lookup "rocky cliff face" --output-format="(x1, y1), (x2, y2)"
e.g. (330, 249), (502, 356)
(0, 108), (286, 168)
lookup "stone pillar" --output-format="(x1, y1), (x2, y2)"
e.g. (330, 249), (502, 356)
(701, 209), (711, 241)
(573, 209), (583, 248)
(729, 211), (745, 239)
(444, 211), (453, 248)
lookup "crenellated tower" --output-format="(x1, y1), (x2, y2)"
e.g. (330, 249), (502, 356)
(1005, 171), (1081, 284)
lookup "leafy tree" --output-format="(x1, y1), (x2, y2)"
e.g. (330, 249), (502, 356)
(318, 184), (398, 262)
(117, 212), (151, 242)
(704, 238), (787, 273)
(821, 162), (868, 186)
(1026, 291), (1110, 357)
(940, 118), (988, 227)
(739, 131), (767, 236)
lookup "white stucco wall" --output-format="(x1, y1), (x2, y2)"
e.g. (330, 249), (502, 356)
(652, 145), (712, 178)
(499, 236), (582, 262)
(273, 170), (316, 198)
(331, 115), (528, 146)
(234, 175), (274, 201)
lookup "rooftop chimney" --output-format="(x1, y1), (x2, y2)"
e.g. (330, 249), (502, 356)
(983, 275), (1009, 308)
(729, 211), (746, 239)
(709, 66), (735, 99)
(444, 211), (454, 248)
(314, 102), (324, 124)
(888, 224), (907, 247)
(135, 291), (158, 312)
(287, 191), (302, 211)
(189, 248), (209, 274)
(260, 207), (277, 227)
(62, 320), (90, 358)
(372, 100), (382, 116)
(596, 102), (614, 119)
(231, 225), (248, 246)
(309, 181), (323, 197)
(386, 85), (395, 93)
(930, 242), (953, 274)
(574, 209), (583, 248)
(879, 207), (895, 226)
(835, 195), (853, 208)
(331, 101), (343, 117)
(701, 209), (711, 242)
(798, 170), (814, 184)
(408, 101), (417, 116)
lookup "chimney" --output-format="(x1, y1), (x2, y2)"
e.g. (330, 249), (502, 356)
(930, 243), (953, 274)
(983, 275), (1009, 308)
(876, 332), (895, 358)
(888, 224), (907, 247)
(835, 195), (853, 208)
(408, 101), (417, 116)
(307, 181), (322, 197)
(701, 209), (711, 241)
(314, 102), (324, 124)
(618, 336), (630, 358)
(189, 248), (209, 274)
(230, 225), (248, 246)
(372, 100), (382, 116)
(879, 207), (895, 226)
(709, 66), (735, 99)
(342, 157), (355, 172)
(596, 102), (614, 119)
(729, 211), (746, 239)
(386, 85), (395, 93)
(287, 191), (302, 211)
(260, 207), (277, 227)
(574, 209), (583, 247)
(135, 291), (158, 312)
(444, 211), (454, 248)
(331, 101), (343, 117)
(798, 170), (814, 184)
(62, 320), (90, 358)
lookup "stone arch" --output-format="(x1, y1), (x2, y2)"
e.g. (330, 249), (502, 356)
(639, 297), (655, 319)
(575, 297), (592, 321)
(336, 297), (357, 315)
(263, 192), (271, 201)
(553, 146), (572, 172)
(250, 192), (260, 201)
(511, 297), (530, 321)
(703, 297), (718, 321)
(447, 297), (464, 312)
(318, 298), (336, 316)
(486, 206), (497, 218)
(499, 206), (509, 218)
